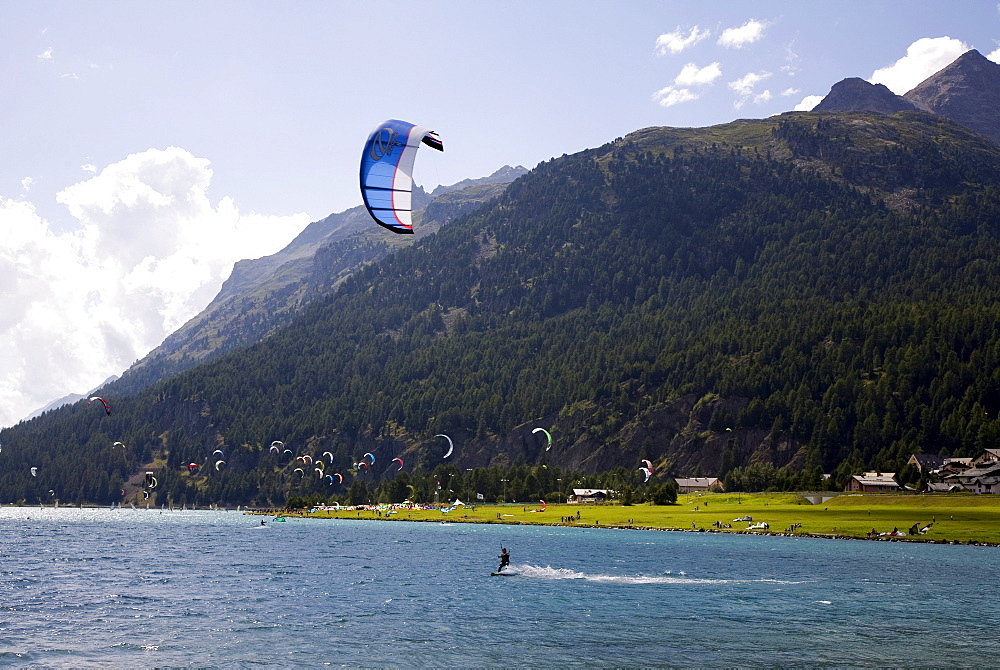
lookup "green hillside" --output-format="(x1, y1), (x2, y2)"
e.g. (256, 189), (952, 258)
(4, 110), (1000, 507)
(107, 172), (522, 398)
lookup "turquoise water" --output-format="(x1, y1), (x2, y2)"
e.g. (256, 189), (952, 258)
(1, 507), (998, 667)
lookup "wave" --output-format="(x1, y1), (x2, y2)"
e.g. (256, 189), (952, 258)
(508, 564), (802, 585)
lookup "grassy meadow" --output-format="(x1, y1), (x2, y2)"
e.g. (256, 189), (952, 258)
(293, 492), (1000, 545)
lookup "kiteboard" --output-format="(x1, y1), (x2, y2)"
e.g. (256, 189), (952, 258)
(490, 572), (514, 577)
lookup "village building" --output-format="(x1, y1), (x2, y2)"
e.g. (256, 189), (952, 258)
(907, 453), (944, 473)
(845, 472), (902, 493)
(674, 477), (723, 493)
(569, 488), (614, 503)
(926, 482), (966, 493)
(937, 458), (974, 477)
(972, 449), (1000, 466)
(943, 462), (1000, 494)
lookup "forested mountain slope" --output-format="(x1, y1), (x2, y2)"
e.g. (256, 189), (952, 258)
(4, 111), (1000, 507)
(107, 167), (526, 397)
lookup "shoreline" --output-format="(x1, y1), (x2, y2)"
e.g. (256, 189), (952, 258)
(250, 506), (1000, 547)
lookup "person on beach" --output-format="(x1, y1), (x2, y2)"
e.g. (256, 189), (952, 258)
(498, 547), (510, 572)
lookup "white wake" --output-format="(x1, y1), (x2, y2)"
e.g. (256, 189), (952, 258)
(507, 564), (802, 585)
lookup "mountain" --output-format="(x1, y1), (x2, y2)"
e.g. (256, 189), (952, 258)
(813, 51), (1000, 147)
(104, 166), (527, 398)
(4, 112), (1000, 507)
(429, 164), (528, 197)
(22, 376), (119, 421)
(903, 49), (1000, 145)
(813, 77), (918, 113)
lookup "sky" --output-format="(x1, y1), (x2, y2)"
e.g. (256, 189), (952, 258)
(1, 1), (998, 428)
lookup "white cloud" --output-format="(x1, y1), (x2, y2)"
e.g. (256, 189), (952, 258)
(988, 46), (1000, 64)
(654, 26), (710, 55)
(20, 177), (33, 192)
(794, 95), (824, 111)
(37, 48), (53, 60)
(674, 62), (722, 86)
(728, 71), (772, 109)
(652, 85), (700, 107)
(754, 90), (773, 104)
(782, 41), (800, 76)
(728, 71), (772, 96)
(81, 164), (97, 174)
(781, 87), (800, 96)
(869, 36), (970, 94)
(718, 19), (766, 49)
(0, 147), (311, 427)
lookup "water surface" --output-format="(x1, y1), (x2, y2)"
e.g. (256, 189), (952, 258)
(0, 507), (996, 666)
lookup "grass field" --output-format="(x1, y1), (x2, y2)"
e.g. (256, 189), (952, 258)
(290, 492), (1000, 545)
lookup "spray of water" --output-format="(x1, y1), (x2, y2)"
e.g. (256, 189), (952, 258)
(507, 564), (802, 585)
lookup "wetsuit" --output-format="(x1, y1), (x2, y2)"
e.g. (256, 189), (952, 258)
(497, 549), (510, 572)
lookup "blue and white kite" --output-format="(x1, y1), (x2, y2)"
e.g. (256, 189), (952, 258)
(360, 119), (443, 234)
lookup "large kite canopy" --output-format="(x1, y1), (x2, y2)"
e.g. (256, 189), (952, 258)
(532, 427), (553, 451)
(435, 434), (454, 459)
(360, 119), (443, 234)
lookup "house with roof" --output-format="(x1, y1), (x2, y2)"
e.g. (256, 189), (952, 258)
(569, 488), (614, 503)
(944, 462), (1000, 494)
(938, 458), (974, 476)
(907, 453), (945, 473)
(926, 482), (966, 493)
(845, 472), (902, 493)
(674, 477), (723, 493)
(973, 449), (1000, 466)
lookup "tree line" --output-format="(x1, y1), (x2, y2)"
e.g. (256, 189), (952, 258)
(3, 111), (1000, 505)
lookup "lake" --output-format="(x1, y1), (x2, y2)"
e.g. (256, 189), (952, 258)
(1, 506), (998, 667)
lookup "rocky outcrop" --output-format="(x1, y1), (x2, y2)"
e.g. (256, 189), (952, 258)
(813, 77), (919, 114)
(904, 49), (1000, 145)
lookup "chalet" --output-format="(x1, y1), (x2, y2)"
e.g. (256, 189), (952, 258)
(973, 449), (1000, 466)
(845, 472), (901, 493)
(944, 462), (1000, 494)
(967, 475), (1000, 495)
(569, 488), (614, 503)
(907, 453), (944, 473)
(938, 458), (973, 476)
(675, 477), (722, 493)
(926, 482), (966, 493)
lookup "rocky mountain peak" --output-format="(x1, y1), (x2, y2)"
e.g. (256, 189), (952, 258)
(903, 49), (1000, 144)
(812, 77), (919, 114)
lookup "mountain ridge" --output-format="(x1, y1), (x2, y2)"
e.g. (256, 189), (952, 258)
(814, 49), (1000, 146)
(4, 111), (1000, 506)
(903, 49), (1000, 145)
(813, 77), (918, 114)
(100, 166), (527, 399)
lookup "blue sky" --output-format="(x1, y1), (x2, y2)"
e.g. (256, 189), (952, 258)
(1, 1), (998, 427)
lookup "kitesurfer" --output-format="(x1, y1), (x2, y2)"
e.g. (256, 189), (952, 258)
(261, 519), (267, 526)
(497, 547), (510, 573)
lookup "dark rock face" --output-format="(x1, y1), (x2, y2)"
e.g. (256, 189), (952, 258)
(904, 49), (1000, 145)
(813, 77), (919, 114)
